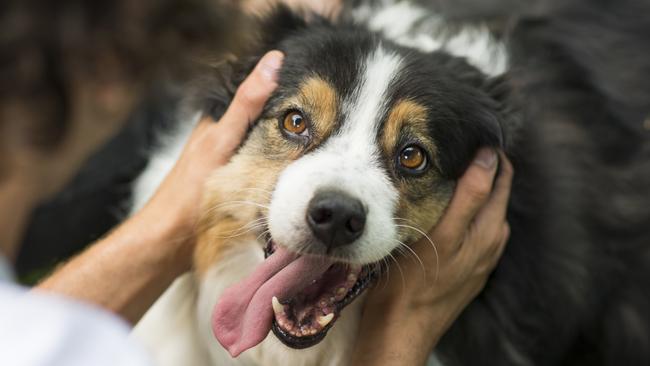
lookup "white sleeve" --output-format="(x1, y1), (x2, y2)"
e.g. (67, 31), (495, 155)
(0, 283), (153, 366)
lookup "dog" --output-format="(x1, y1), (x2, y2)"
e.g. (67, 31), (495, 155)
(131, 1), (650, 365)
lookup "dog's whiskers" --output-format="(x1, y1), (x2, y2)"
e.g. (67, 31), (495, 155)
(205, 200), (271, 216)
(214, 224), (268, 240)
(386, 252), (406, 292)
(375, 259), (391, 292)
(256, 228), (272, 243)
(394, 224), (440, 284)
(392, 216), (418, 225)
(231, 187), (275, 197)
(212, 217), (269, 239)
(394, 239), (427, 282)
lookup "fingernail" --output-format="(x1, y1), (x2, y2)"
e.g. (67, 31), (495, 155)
(473, 148), (497, 169)
(259, 51), (284, 82)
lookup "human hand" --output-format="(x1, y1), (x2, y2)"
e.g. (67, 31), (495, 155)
(134, 50), (284, 272)
(353, 148), (514, 365)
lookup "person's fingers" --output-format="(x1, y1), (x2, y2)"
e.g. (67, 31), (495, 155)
(220, 50), (284, 129)
(471, 151), (514, 239)
(196, 51), (283, 126)
(499, 222), (510, 247)
(434, 148), (499, 244)
(491, 222), (510, 260)
(198, 51), (284, 156)
(487, 221), (510, 269)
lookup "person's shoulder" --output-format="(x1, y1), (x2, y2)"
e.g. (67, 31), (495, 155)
(0, 282), (152, 366)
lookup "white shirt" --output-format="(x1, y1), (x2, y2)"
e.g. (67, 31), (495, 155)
(0, 256), (152, 366)
(0, 255), (12, 282)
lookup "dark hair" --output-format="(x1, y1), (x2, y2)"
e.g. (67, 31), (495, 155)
(0, 0), (246, 150)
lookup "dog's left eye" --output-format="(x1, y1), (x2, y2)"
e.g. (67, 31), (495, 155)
(398, 145), (428, 173)
(282, 111), (308, 136)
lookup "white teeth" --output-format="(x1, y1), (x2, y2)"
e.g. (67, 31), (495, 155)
(347, 274), (357, 281)
(336, 287), (347, 296)
(272, 296), (285, 314)
(317, 313), (334, 327)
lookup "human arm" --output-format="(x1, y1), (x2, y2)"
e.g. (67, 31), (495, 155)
(352, 149), (514, 365)
(37, 51), (284, 324)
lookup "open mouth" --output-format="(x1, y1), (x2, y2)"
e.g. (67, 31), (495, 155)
(211, 231), (380, 356)
(264, 241), (377, 349)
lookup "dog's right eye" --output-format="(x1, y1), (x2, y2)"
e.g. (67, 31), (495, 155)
(282, 111), (308, 136)
(397, 144), (428, 174)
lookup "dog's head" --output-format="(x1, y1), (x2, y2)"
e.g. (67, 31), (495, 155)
(197, 7), (511, 355)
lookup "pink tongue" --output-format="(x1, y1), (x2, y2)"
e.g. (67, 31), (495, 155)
(211, 246), (333, 357)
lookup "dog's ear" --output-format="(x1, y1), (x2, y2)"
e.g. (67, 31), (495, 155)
(185, 6), (309, 121)
(445, 75), (519, 178)
(256, 5), (311, 53)
(430, 70), (517, 179)
(483, 74), (520, 151)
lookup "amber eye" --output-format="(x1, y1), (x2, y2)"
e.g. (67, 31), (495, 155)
(282, 111), (308, 135)
(398, 145), (428, 172)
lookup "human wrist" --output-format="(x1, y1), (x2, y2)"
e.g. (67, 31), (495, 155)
(363, 285), (469, 355)
(354, 295), (440, 365)
(389, 294), (446, 348)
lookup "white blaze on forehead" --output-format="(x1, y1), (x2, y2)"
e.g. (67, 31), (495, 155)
(337, 46), (403, 153)
(268, 47), (404, 264)
(353, 0), (508, 76)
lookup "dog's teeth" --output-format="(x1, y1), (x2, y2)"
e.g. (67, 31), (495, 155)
(317, 313), (334, 327)
(336, 287), (347, 296)
(347, 273), (357, 281)
(272, 296), (285, 314)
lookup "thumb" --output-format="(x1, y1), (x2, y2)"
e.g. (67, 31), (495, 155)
(219, 50), (284, 133)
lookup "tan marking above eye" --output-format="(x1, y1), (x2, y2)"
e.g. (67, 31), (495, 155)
(381, 99), (430, 153)
(282, 111), (307, 135)
(399, 145), (427, 170)
(298, 78), (338, 141)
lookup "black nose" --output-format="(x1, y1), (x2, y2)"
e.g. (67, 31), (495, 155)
(307, 190), (366, 250)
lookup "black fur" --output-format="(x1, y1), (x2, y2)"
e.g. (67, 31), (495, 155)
(192, 3), (650, 365)
(438, 2), (650, 365)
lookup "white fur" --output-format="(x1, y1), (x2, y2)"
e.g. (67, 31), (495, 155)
(268, 46), (402, 264)
(131, 274), (210, 366)
(353, 0), (508, 76)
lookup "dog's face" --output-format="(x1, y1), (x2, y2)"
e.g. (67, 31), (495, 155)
(199, 20), (506, 352)
(263, 29), (505, 264)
